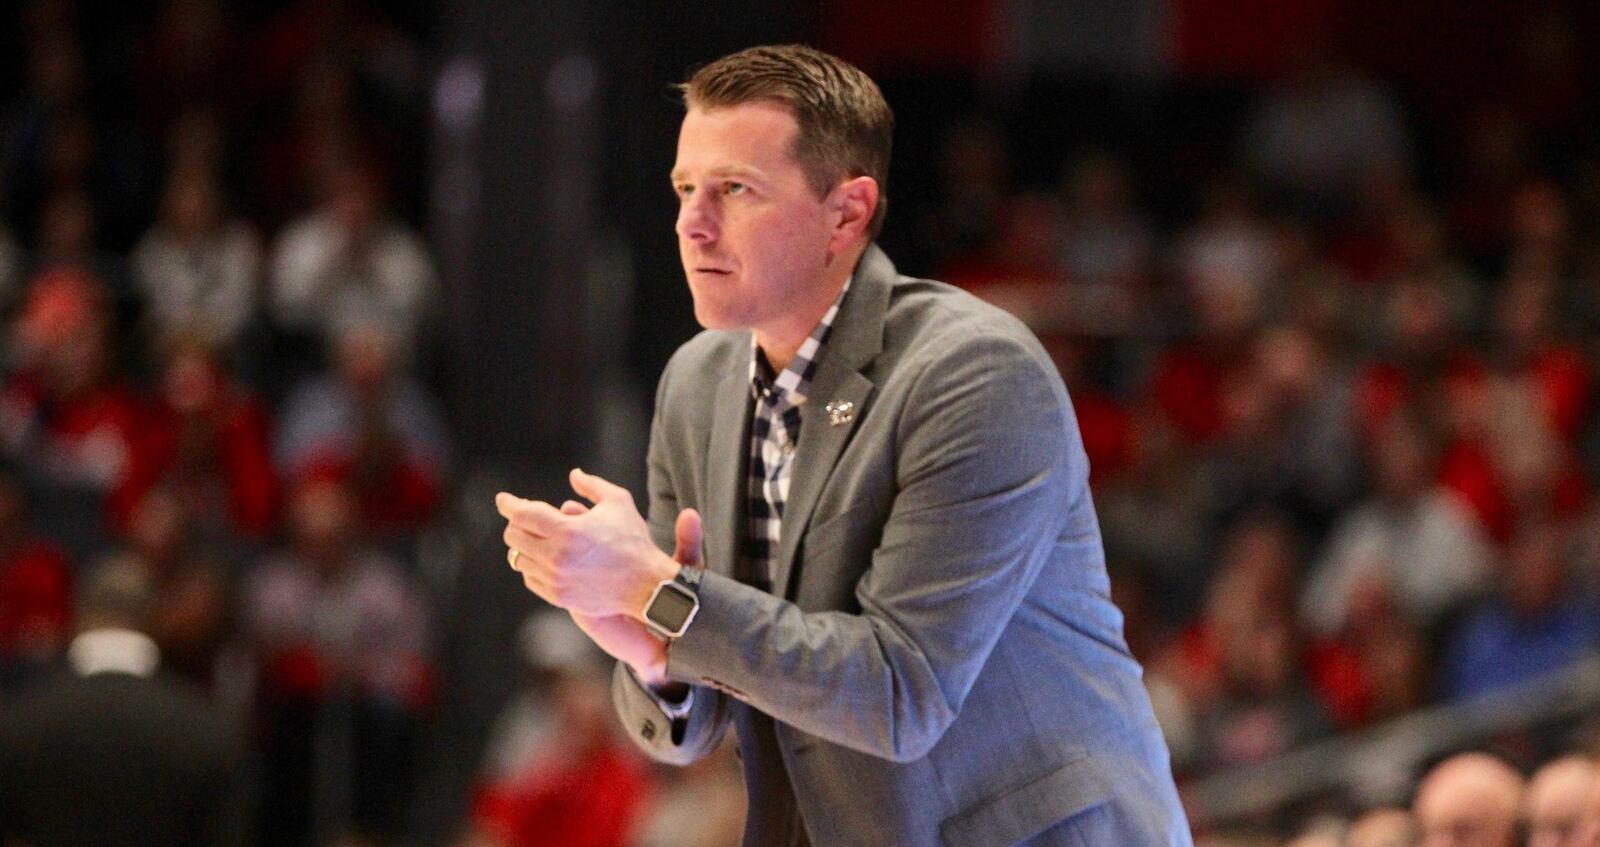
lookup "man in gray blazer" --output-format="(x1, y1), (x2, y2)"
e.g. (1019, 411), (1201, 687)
(497, 44), (1190, 846)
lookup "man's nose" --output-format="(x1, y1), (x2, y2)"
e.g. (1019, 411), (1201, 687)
(676, 194), (717, 244)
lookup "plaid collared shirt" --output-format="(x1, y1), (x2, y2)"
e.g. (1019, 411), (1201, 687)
(740, 281), (850, 594)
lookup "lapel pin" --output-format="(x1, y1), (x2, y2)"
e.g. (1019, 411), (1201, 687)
(824, 399), (855, 427)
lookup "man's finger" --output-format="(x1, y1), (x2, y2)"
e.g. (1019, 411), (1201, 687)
(503, 525), (557, 561)
(560, 500), (589, 516)
(494, 491), (524, 519)
(673, 508), (703, 567)
(569, 468), (631, 506)
(497, 494), (567, 538)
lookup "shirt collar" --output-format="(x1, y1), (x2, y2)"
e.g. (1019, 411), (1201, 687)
(68, 628), (161, 678)
(749, 279), (852, 408)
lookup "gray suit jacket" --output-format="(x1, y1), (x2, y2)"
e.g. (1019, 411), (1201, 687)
(615, 246), (1191, 846)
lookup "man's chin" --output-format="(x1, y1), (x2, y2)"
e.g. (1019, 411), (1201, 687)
(690, 299), (743, 331)
(692, 311), (740, 331)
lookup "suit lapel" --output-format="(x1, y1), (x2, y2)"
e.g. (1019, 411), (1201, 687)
(704, 357), (752, 578)
(770, 246), (894, 599)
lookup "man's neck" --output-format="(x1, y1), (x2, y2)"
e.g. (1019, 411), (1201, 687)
(753, 330), (809, 374)
(753, 247), (863, 371)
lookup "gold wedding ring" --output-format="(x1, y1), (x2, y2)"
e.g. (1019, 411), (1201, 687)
(508, 547), (521, 570)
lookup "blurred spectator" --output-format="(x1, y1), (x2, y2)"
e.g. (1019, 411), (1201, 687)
(460, 613), (651, 847)
(1331, 194), (1478, 325)
(1410, 752), (1523, 847)
(920, 117), (1009, 277)
(1205, 322), (1361, 539)
(1149, 180), (1273, 447)
(0, 464), (72, 689)
(245, 476), (434, 845)
(1238, 45), (1410, 217)
(1442, 105), (1531, 264)
(1504, 181), (1572, 278)
(1299, 408), (1492, 639)
(941, 192), (1066, 329)
(248, 54), (374, 231)
(244, 3), (422, 225)
(0, 558), (246, 846)
(165, 109), (230, 187)
(1058, 151), (1152, 288)
(269, 163), (436, 350)
(1264, 214), (1354, 349)
(1095, 402), (1215, 624)
(1045, 334), (1132, 485)
(1346, 807), (1416, 847)
(1523, 755), (1594, 847)
(1352, 272), (1480, 449)
(131, 164), (262, 351)
(7, 90), (154, 253)
(2, 26), (88, 239)
(1148, 515), (1328, 773)
(1051, 150), (1156, 334)
(136, 0), (245, 132)
(1465, 263), (1591, 522)
(1177, 180), (1279, 311)
(31, 187), (131, 303)
(1305, 598), (1428, 730)
(275, 322), (450, 534)
(96, 485), (232, 686)
(0, 266), (151, 500)
(111, 332), (277, 542)
(1439, 519), (1600, 702)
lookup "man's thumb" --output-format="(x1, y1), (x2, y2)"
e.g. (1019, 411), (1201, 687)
(673, 508), (703, 567)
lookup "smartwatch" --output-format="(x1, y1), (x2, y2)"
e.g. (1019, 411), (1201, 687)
(643, 567), (700, 639)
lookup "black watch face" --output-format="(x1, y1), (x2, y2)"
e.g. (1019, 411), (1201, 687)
(649, 584), (697, 632)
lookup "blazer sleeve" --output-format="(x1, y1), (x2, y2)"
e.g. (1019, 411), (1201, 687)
(663, 329), (1085, 763)
(611, 350), (733, 764)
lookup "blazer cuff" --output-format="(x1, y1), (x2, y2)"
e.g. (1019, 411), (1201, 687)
(665, 569), (772, 702)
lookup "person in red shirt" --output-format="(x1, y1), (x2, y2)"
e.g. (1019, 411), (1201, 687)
(112, 332), (278, 541)
(0, 465), (72, 687)
(0, 266), (152, 497)
(461, 614), (650, 847)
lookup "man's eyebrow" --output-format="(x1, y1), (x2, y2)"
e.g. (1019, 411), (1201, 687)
(670, 165), (768, 183)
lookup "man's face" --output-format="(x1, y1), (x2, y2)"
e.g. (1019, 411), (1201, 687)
(672, 102), (837, 334)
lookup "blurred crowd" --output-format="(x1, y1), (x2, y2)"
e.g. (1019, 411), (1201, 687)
(907, 30), (1600, 847)
(0, 1), (461, 845)
(2, 0), (1600, 845)
(0, 2), (737, 846)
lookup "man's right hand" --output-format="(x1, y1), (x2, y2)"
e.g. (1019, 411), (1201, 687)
(569, 507), (702, 688)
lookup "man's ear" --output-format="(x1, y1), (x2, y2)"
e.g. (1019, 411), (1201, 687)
(828, 176), (879, 249)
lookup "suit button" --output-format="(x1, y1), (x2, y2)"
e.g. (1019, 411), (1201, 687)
(641, 720), (657, 741)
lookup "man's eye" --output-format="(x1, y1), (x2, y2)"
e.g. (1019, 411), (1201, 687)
(675, 184), (693, 199)
(726, 182), (746, 196)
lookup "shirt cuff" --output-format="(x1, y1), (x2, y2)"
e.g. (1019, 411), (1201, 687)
(627, 664), (695, 721)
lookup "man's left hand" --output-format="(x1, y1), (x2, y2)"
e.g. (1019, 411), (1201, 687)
(497, 468), (679, 621)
